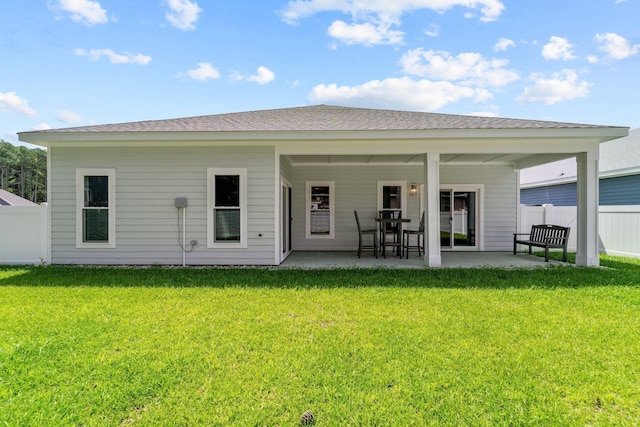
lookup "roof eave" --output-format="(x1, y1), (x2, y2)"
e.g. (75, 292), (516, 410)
(19, 126), (630, 147)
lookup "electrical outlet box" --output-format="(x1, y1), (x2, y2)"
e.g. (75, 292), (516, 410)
(174, 197), (188, 208)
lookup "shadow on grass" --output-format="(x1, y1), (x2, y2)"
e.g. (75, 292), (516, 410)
(1, 256), (640, 290)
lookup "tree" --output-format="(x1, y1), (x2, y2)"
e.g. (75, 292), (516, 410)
(0, 140), (47, 203)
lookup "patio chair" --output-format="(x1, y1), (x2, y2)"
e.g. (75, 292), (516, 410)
(379, 209), (401, 256)
(402, 212), (424, 258)
(354, 210), (378, 258)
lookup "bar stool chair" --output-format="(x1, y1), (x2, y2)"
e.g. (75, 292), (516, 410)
(354, 211), (378, 258)
(379, 209), (401, 256)
(402, 212), (424, 258)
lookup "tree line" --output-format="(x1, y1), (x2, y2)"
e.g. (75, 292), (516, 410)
(0, 140), (47, 203)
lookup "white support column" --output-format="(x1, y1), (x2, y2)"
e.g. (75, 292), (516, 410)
(576, 151), (599, 266)
(423, 153), (441, 267)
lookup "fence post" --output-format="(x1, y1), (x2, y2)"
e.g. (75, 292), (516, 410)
(40, 203), (51, 264)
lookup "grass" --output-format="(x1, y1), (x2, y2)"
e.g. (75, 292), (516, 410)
(1, 257), (640, 426)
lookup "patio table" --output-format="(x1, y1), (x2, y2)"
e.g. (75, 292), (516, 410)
(375, 217), (411, 258)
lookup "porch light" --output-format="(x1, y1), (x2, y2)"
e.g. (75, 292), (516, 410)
(409, 183), (417, 196)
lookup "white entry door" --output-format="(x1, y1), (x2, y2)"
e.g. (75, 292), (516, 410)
(280, 179), (293, 261)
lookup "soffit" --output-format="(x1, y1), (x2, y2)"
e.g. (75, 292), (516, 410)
(286, 152), (538, 165)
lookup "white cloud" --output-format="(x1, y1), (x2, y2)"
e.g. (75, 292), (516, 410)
(185, 62), (220, 81)
(75, 48), (152, 65)
(424, 23), (439, 37)
(4, 131), (19, 142)
(0, 91), (37, 116)
(467, 111), (499, 117)
(33, 123), (52, 131)
(587, 55), (599, 64)
(281, 0), (505, 24)
(49, 0), (108, 25)
(165, 0), (202, 30)
(308, 77), (492, 111)
(542, 36), (577, 60)
(594, 32), (639, 60)
(517, 69), (592, 105)
(281, 0), (504, 45)
(235, 66), (276, 85)
(328, 19), (404, 46)
(494, 37), (515, 51)
(400, 48), (519, 87)
(56, 110), (85, 124)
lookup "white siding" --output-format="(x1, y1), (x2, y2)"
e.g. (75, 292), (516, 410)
(291, 164), (517, 252)
(441, 165), (517, 251)
(50, 146), (275, 265)
(280, 155), (293, 183)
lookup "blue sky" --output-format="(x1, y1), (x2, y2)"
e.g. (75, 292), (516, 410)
(2, 0), (639, 147)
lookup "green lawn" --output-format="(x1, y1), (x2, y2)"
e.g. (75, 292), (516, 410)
(1, 257), (640, 426)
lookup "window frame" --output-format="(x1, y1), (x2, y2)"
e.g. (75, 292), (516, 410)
(75, 168), (116, 249)
(207, 167), (247, 249)
(376, 180), (407, 218)
(305, 181), (335, 239)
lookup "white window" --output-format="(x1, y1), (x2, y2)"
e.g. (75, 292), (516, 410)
(207, 168), (247, 248)
(76, 168), (116, 248)
(377, 181), (407, 217)
(306, 181), (335, 239)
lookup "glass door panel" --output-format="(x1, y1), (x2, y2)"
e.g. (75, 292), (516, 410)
(440, 190), (452, 248)
(452, 191), (476, 247)
(280, 179), (293, 261)
(440, 189), (478, 249)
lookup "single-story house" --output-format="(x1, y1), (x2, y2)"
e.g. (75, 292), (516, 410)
(520, 128), (640, 206)
(18, 105), (628, 267)
(0, 189), (38, 206)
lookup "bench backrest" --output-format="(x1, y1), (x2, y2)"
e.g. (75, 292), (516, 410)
(531, 224), (570, 244)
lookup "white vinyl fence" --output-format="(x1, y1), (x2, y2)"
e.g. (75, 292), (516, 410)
(0, 204), (50, 265)
(599, 206), (640, 258)
(519, 204), (640, 258)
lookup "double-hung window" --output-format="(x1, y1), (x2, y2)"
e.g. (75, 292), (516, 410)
(76, 168), (116, 248)
(207, 168), (247, 248)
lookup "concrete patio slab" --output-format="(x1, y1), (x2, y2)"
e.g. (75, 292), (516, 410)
(279, 251), (569, 269)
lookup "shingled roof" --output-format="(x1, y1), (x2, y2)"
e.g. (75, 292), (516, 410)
(26, 105), (609, 134)
(0, 189), (38, 206)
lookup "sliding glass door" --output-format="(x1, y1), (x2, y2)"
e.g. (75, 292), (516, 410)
(440, 188), (479, 249)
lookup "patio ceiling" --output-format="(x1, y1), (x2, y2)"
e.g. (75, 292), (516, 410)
(285, 152), (568, 166)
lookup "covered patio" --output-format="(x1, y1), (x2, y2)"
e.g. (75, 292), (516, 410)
(280, 251), (568, 269)
(276, 106), (629, 269)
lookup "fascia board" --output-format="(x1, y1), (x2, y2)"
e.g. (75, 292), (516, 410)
(520, 177), (577, 189)
(18, 126), (629, 147)
(600, 166), (640, 179)
(521, 166), (640, 188)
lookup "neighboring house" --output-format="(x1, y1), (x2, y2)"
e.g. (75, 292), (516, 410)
(18, 105), (628, 267)
(0, 189), (47, 265)
(0, 189), (38, 206)
(520, 128), (640, 206)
